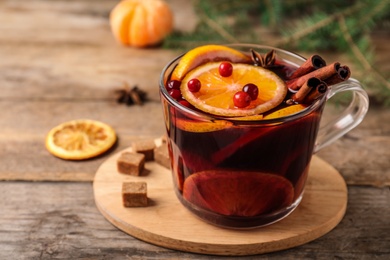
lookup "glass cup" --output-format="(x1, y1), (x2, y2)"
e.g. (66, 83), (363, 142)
(159, 44), (369, 229)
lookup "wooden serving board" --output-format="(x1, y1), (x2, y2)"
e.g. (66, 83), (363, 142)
(93, 145), (347, 256)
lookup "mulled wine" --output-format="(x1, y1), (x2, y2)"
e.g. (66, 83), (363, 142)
(159, 44), (368, 228)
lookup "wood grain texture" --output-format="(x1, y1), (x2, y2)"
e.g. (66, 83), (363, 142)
(1, 182), (388, 259)
(94, 147), (347, 256)
(318, 106), (390, 187)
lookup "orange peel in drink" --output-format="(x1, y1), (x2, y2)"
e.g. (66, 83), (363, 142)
(175, 118), (233, 132)
(263, 104), (308, 120)
(171, 45), (251, 81)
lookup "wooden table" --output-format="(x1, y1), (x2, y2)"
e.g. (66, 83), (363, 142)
(1, 1), (389, 259)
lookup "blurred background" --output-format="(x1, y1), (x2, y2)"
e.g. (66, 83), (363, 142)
(165, 0), (390, 107)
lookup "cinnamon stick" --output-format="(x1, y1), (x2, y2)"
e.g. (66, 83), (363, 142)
(325, 65), (351, 85)
(287, 62), (340, 90)
(289, 55), (326, 79)
(290, 77), (321, 103)
(303, 81), (328, 104)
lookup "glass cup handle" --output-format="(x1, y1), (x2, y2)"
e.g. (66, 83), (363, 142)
(314, 78), (369, 153)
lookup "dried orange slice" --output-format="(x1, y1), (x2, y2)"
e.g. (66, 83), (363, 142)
(180, 62), (287, 117)
(171, 45), (251, 81)
(263, 104), (308, 120)
(45, 119), (116, 160)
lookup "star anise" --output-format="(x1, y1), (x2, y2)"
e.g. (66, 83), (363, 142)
(251, 49), (276, 68)
(116, 83), (147, 106)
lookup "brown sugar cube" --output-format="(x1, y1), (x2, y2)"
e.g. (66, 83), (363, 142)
(122, 182), (148, 207)
(154, 143), (171, 169)
(132, 139), (156, 161)
(117, 152), (145, 176)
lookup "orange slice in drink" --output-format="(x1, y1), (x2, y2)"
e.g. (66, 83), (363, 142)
(175, 118), (233, 132)
(263, 104), (308, 120)
(46, 119), (117, 160)
(171, 45), (251, 81)
(183, 170), (294, 217)
(180, 62), (287, 117)
(231, 114), (264, 121)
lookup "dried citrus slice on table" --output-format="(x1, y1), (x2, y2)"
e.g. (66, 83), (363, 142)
(180, 62), (288, 117)
(171, 45), (251, 81)
(45, 119), (117, 160)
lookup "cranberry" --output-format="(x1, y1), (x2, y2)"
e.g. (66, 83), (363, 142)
(169, 89), (182, 100)
(167, 80), (181, 90)
(219, 62), (233, 77)
(178, 100), (192, 108)
(233, 91), (251, 108)
(187, 78), (201, 92)
(242, 83), (259, 100)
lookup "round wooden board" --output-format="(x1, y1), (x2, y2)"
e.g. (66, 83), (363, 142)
(93, 144), (347, 256)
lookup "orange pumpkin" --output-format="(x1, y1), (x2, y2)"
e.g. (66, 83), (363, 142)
(110, 0), (174, 48)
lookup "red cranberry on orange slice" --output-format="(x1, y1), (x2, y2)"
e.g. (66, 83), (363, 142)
(243, 83), (259, 100)
(233, 91), (251, 108)
(183, 170), (294, 217)
(219, 62), (233, 77)
(187, 78), (201, 92)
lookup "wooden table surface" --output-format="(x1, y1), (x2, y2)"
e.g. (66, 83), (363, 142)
(1, 0), (389, 259)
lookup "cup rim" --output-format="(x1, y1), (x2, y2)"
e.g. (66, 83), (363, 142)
(159, 44), (328, 125)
